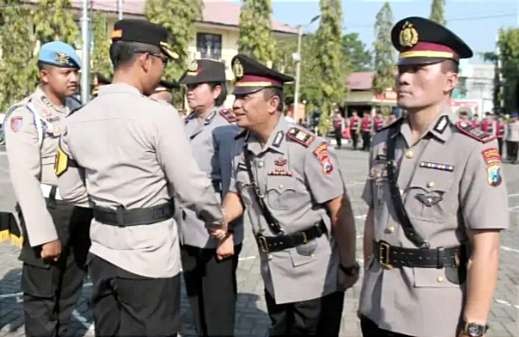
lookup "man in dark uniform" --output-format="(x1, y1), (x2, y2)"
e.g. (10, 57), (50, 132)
(222, 54), (359, 336)
(359, 17), (508, 337)
(178, 59), (243, 337)
(3, 41), (92, 337)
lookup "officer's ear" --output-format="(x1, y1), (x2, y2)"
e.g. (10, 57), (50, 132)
(38, 63), (52, 85)
(441, 60), (459, 96)
(137, 52), (152, 73)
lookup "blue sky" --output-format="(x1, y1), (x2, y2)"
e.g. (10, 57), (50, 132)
(262, 0), (519, 54)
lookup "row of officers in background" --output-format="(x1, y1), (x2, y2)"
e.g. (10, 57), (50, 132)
(0, 15), (510, 337)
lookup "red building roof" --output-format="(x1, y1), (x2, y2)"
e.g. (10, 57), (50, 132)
(347, 71), (374, 91)
(58, 0), (297, 34)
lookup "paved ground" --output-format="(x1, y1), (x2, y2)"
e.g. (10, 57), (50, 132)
(1, 143), (518, 337)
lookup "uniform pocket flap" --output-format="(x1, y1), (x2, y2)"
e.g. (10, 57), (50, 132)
(413, 268), (460, 288)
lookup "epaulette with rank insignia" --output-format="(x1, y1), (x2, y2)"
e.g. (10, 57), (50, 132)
(219, 107), (236, 123)
(455, 121), (495, 143)
(286, 127), (315, 147)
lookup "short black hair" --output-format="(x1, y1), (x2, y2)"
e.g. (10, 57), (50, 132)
(37, 61), (53, 71)
(109, 41), (161, 70)
(262, 87), (284, 112)
(208, 82), (227, 107)
(441, 59), (459, 74)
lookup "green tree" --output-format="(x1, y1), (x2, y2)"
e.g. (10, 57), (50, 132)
(91, 13), (112, 79)
(146, 0), (203, 80)
(372, 2), (395, 95)
(429, 0), (446, 26)
(33, 0), (78, 43)
(498, 28), (519, 113)
(238, 0), (276, 64)
(342, 32), (372, 71)
(315, 0), (347, 134)
(0, 0), (38, 112)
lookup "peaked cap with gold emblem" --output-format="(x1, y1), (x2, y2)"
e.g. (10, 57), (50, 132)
(111, 19), (179, 60)
(179, 59), (226, 85)
(391, 16), (473, 65)
(231, 54), (294, 95)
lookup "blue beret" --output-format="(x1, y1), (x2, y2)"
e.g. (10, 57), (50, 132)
(38, 41), (81, 68)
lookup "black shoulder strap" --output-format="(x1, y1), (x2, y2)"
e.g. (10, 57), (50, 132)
(386, 121), (428, 248)
(243, 148), (283, 234)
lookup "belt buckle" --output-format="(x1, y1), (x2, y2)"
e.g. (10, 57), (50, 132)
(301, 232), (308, 244)
(379, 241), (393, 270)
(257, 236), (269, 254)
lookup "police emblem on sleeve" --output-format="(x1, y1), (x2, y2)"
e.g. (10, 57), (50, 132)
(482, 148), (502, 187)
(54, 146), (69, 177)
(313, 143), (334, 175)
(399, 22), (419, 48)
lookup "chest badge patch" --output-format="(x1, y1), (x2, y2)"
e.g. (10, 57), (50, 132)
(313, 143), (334, 175)
(482, 148), (502, 187)
(269, 157), (292, 176)
(419, 161), (455, 172)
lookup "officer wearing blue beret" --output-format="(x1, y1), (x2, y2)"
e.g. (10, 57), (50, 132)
(3, 41), (92, 337)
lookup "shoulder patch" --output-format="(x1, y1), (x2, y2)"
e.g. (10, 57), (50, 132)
(219, 108), (236, 123)
(286, 127), (315, 147)
(455, 121), (495, 143)
(313, 142), (334, 175)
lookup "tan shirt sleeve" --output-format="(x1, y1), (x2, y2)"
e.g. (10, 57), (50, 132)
(4, 106), (57, 246)
(460, 140), (509, 230)
(56, 133), (89, 207)
(154, 105), (223, 228)
(362, 148), (375, 208)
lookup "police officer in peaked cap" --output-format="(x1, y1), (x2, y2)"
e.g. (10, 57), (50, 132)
(359, 17), (509, 337)
(177, 58), (243, 337)
(221, 53), (359, 336)
(56, 19), (226, 337)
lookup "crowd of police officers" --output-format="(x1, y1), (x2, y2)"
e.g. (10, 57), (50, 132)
(0, 14), (510, 337)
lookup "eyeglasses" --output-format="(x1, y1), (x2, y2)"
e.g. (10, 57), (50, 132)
(135, 51), (168, 66)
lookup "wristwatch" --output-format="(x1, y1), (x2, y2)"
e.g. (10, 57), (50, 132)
(462, 321), (488, 337)
(339, 262), (360, 276)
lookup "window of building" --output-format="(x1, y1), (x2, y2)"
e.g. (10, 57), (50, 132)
(196, 33), (222, 60)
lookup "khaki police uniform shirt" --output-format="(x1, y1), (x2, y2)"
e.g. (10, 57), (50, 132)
(4, 87), (79, 247)
(229, 117), (344, 304)
(57, 84), (224, 278)
(181, 108), (243, 248)
(360, 111), (509, 337)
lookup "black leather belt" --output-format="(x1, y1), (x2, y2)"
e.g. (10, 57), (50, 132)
(256, 222), (327, 254)
(374, 240), (465, 269)
(93, 201), (175, 227)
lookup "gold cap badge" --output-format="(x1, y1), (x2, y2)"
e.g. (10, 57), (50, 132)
(55, 52), (70, 66)
(399, 22), (419, 48)
(233, 59), (243, 79)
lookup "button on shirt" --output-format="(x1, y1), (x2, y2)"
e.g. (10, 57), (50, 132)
(360, 112), (509, 337)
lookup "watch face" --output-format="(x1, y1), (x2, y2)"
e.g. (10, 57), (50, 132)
(467, 323), (484, 337)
